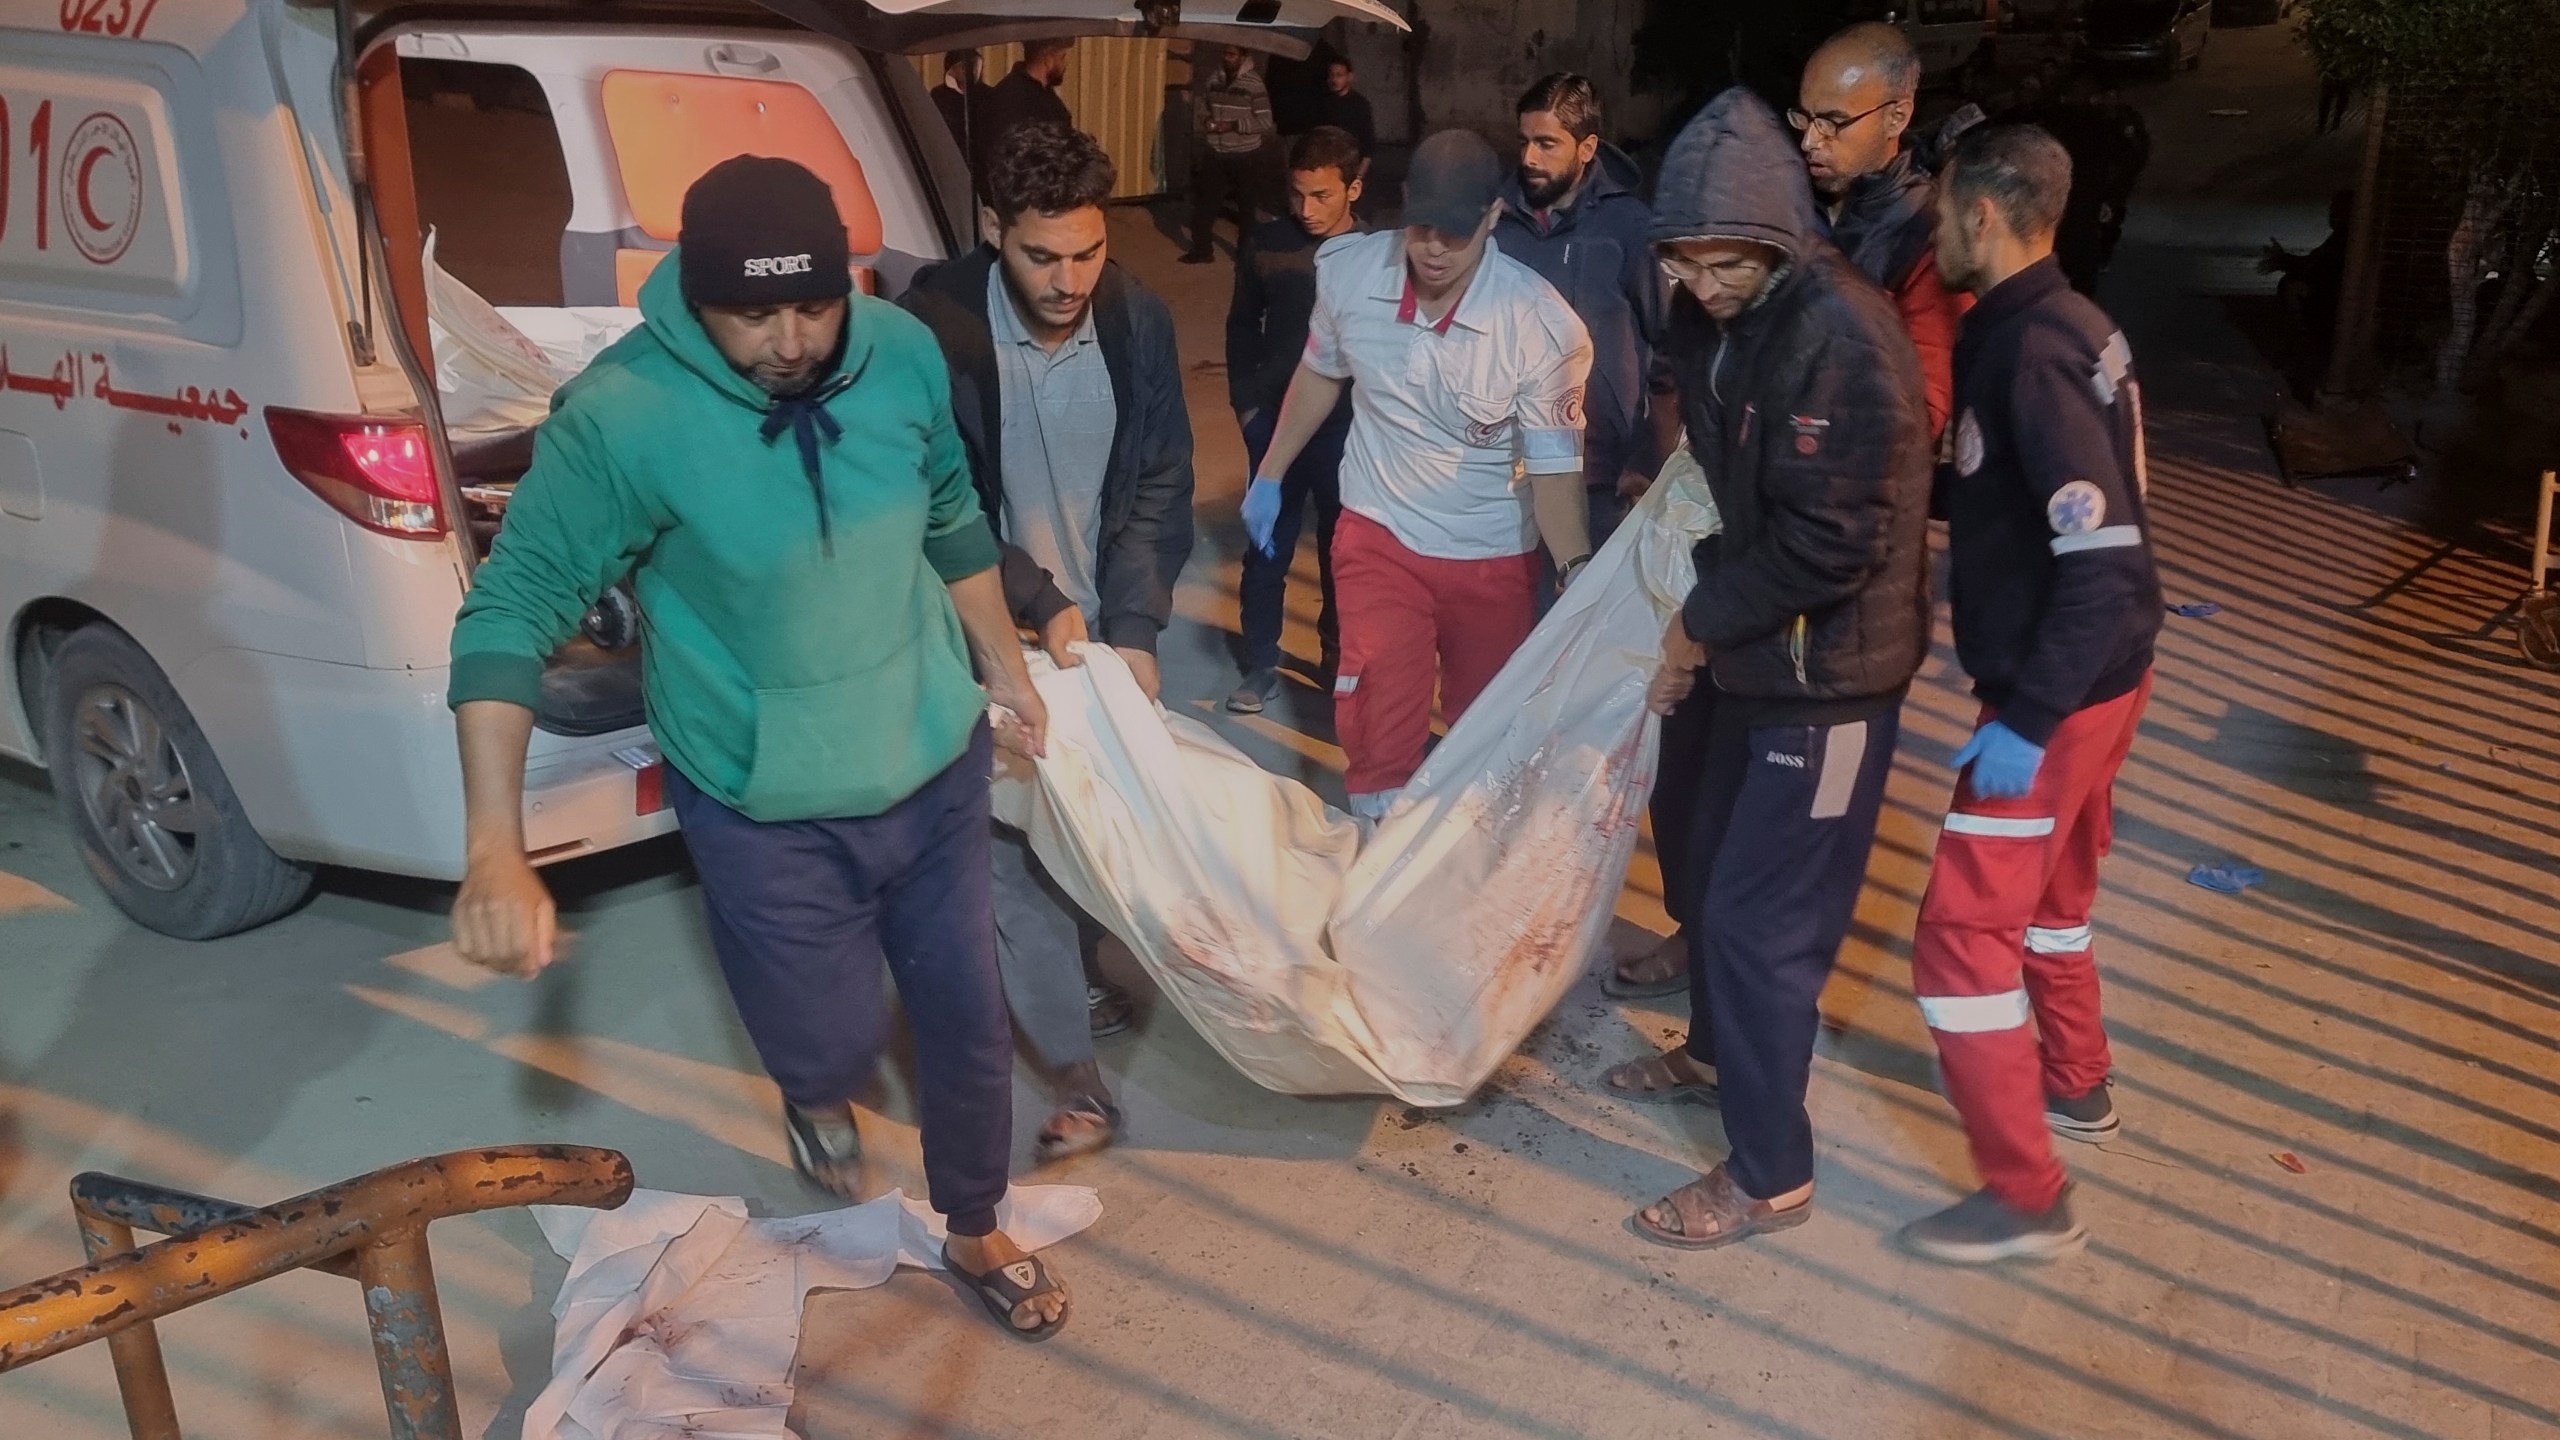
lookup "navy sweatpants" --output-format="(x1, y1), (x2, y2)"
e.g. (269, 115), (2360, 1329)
(667, 722), (1013, 1236)
(1680, 703), (1900, 1201)
(1648, 690), (1716, 931)
(1239, 402), (1348, 672)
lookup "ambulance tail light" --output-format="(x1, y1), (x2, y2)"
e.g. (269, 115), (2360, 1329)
(264, 408), (448, 538)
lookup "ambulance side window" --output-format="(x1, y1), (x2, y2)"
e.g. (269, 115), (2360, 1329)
(399, 59), (572, 307)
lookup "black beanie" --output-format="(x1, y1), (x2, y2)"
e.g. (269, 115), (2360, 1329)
(677, 156), (853, 307)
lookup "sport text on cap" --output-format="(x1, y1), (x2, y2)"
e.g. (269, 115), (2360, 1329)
(678, 156), (853, 308)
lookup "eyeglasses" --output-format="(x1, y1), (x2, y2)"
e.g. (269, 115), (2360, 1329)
(1786, 100), (1893, 140)
(1657, 253), (1770, 288)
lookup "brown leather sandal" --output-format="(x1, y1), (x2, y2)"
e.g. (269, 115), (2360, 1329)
(1601, 1049), (1720, 1105)
(1630, 1165), (1813, 1250)
(1600, 930), (1691, 999)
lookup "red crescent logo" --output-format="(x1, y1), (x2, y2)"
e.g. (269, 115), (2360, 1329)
(61, 112), (142, 266)
(76, 148), (115, 232)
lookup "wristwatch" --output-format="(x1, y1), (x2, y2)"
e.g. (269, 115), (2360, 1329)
(1556, 554), (1593, 586)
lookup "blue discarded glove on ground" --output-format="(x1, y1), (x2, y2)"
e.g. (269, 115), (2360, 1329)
(1242, 477), (1283, 558)
(2187, 862), (2265, 893)
(1955, 720), (2046, 799)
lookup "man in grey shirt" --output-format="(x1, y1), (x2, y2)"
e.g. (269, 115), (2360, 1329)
(990, 261), (1116, 613)
(903, 123), (1197, 1163)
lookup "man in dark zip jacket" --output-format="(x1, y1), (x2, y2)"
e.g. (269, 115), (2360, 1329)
(1604, 89), (1934, 1251)
(901, 123), (1197, 1168)
(1495, 73), (1674, 540)
(1796, 23), (1974, 441)
(1898, 125), (2162, 1265)
(1497, 76), (1690, 1006)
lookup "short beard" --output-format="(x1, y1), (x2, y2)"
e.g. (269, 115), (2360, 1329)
(751, 367), (822, 399)
(1519, 164), (1581, 210)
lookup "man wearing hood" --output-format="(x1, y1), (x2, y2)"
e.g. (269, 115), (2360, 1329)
(1796, 22), (1970, 441)
(446, 158), (1071, 1337)
(1609, 31), (1979, 1012)
(1606, 91), (1934, 1251)
(1495, 74), (1675, 542)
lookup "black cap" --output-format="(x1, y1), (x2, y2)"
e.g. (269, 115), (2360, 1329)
(1402, 130), (1503, 237)
(677, 156), (852, 308)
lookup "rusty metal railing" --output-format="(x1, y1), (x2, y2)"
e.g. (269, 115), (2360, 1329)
(0, 1145), (633, 1440)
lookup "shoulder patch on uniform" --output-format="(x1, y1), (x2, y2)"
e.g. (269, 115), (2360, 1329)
(2048, 479), (2107, 535)
(1955, 409), (1985, 477)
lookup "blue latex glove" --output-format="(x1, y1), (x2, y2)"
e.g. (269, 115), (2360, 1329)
(1954, 720), (2046, 799)
(1241, 476), (1283, 557)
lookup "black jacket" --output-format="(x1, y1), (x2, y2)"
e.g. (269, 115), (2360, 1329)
(931, 81), (981, 164)
(1227, 216), (1338, 416)
(1316, 88), (1375, 156)
(1496, 144), (1672, 489)
(1943, 257), (2161, 743)
(977, 66), (1072, 178)
(900, 249), (1197, 653)
(1652, 89), (1934, 709)
(1827, 149), (1938, 296)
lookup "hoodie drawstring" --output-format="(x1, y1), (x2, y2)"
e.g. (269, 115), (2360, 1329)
(758, 382), (848, 556)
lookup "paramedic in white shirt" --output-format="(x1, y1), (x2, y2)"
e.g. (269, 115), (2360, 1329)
(1246, 129), (1595, 820)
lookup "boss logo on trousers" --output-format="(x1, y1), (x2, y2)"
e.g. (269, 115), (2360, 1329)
(743, 254), (816, 278)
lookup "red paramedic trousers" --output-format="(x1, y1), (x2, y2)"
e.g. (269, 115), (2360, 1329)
(1330, 509), (1540, 797)
(1911, 672), (2151, 1212)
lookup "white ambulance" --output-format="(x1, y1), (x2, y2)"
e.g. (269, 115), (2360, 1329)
(0, 0), (1395, 937)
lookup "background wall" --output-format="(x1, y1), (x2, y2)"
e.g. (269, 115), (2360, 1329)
(914, 39), (1176, 197)
(1333, 0), (1664, 154)
(916, 1), (1671, 206)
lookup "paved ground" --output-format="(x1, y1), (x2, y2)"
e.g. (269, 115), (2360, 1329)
(6, 21), (2559, 1440)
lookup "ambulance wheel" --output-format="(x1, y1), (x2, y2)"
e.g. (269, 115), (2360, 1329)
(42, 625), (315, 938)
(2521, 593), (2560, 671)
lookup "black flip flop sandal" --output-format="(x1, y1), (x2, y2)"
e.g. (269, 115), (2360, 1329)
(943, 1242), (1070, 1342)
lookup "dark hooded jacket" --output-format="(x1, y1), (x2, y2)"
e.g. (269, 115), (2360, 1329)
(900, 248), (1196, 653)
(1653, 89), (1934, 714)
(1496, 143), (1672, 488)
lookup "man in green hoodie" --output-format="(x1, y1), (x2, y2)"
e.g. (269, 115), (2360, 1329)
(445, 158), (1068, 1338)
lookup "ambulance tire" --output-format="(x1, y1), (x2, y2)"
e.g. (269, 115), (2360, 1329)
(42, 625), (316, 939)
